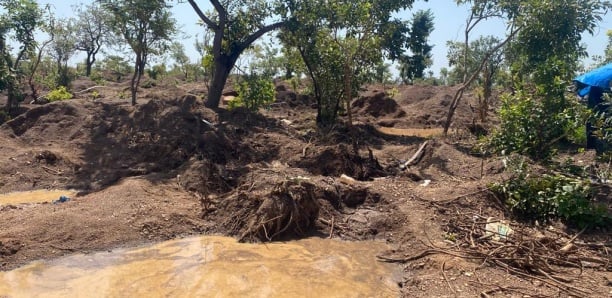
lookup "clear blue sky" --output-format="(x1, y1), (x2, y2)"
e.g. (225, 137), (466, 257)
(41, 0), (611, 76)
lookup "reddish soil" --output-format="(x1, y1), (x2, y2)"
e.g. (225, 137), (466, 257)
(0, 78), (610, 297)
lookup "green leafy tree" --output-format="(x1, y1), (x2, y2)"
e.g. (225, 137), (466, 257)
(443, 0), (520, 134)
(185, 0), (288, 108)
(73, 2), (112, 77)
(194, 32), (214, 85)
(102, 0), (177, 105)
(493, 0), (611, 160)
(48, 19), (77, 87)
(447, 35), (504, 121)
(169, 41), (191, 80)
(282, 0), (416, 126)
(24, 5), (53, 100)
(0, 0), (44, 111)
(399, 9), (434, 84)
(439, 67), (449, 85)
(373, 61), (393, 86)
(605, 30), (612, 64)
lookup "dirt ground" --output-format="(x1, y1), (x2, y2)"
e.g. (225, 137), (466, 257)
(0, 78), (610, 297)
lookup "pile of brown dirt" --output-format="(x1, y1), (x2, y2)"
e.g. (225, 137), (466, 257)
(275, 84), (314, 107)
(292, 144), (386, 180)
(352, 91), (406, 118)
(355, 84), (484, 133)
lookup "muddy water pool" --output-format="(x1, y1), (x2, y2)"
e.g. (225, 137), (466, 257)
(0, 236), (400, 297)
(0, 189), (77, 205)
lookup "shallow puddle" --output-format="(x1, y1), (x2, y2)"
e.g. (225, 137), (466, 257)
(0, 236), (400, 297)
(377, 127), (443, 137)
(0, 189), (77, 205)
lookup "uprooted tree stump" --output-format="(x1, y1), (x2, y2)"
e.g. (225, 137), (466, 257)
(209, 174), (320, 242)
(239, 178), (320, 242)
(203, 167), (396, 242)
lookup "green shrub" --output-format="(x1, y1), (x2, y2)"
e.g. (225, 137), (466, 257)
(90, 71), (106, 85)
(489, 155), (610, 227)
(46, 86), (73, 102)
(289, 76), (299, 92)
(231, 74), (275, 111)
(488, 86), (587, 161)
(147, 64), (166, 80)
(387, 87), (399, 99)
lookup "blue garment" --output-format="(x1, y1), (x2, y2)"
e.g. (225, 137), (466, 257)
(53, 195), (70, 204)
(574, 63), (612, 96)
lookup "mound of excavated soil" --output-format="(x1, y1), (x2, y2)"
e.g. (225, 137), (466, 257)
(291, 144), (386, 180)
(352, 91), (406, 118)
(355, 84), (484, 132)
(1, 95), (224, 192)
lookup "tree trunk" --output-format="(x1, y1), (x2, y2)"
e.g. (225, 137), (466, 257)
(344, 60), (353, 127)
(205, 57), (232, 109)
(5, 82), (15, 113)
(86, 52), (93, 77)
(130, 55), (141, 106)
(130, 69), (138, 106)
(480, 66), (492, 122)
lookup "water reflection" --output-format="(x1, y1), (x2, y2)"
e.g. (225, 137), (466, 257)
(0, 236), (399, 297)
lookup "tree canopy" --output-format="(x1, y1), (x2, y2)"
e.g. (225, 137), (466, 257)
(101, 0), (177, 105)
(399, 9), (434, 84)
(185, 0), (287, 108)
(281, 0), (420, 126)
(0, 0), (45, 111)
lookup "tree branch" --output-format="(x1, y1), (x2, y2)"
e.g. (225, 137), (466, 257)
(209, 0), (227, 17)
(444, 24), (521, 135)
(460, 25), (520, 92)
(187, 0), (218, 30)
(239, 21), (286, 53)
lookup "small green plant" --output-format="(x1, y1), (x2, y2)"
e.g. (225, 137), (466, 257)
(231, 74), (275, 111)
(387, 87), (399, 99)
(91, 90), (100, 99)
(46, 86), (73, 102)
(489, 155), (610, 227)
(289, 77), (299, 93)
(444, 232), (457, 242)
(118, 90), (126, 100)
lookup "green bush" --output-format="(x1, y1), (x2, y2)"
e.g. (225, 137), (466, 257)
(488, 86), (587, 161)
(90, 71), (106, 85)
(489, 155), (610, 227)
(46, 86), (73, 102)
(231, 74), (275, 111)
(147, 64), (166, 80)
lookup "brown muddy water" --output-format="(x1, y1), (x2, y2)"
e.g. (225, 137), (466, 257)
(0, 236), (400, 297)
(376, 127), (444, 137)
(0, 190), (77, 205)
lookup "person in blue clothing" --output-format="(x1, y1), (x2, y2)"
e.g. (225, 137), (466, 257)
(574, 63), (612, 153)
(583, 85), (605, 151)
